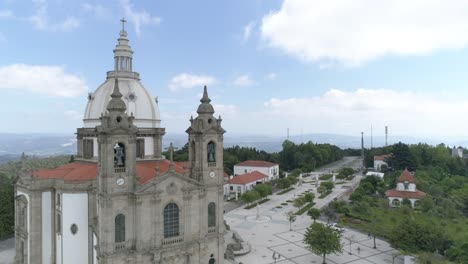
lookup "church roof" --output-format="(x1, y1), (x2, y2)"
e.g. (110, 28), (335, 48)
(228, 171), (267, 185)
(397, 168), (415, 183)
(32, 160), (189, 184)
(235, 160), (278, 168)
(385, 189), (426, 199)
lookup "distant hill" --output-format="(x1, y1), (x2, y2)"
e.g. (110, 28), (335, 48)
(0, 132), (464, 162)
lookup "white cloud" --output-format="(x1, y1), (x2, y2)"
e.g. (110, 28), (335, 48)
(168, 73), (217, 92)
(213, 104), (238, 117)
(0, 9), (14, 19)
(29, 0), (80, 32)
(261, 0), (468, 66)
(0, 64), (88, 97)
(263, 89), (468, 137)
(243, 21), (256, 43)
(81, 3), (110, 19)
(233, 75), (253, 87)
(265, 72), (277, 81)
(121, 0), (161, 37)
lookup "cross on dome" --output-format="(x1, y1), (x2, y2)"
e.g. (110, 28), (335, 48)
(120, 17), (127, 32)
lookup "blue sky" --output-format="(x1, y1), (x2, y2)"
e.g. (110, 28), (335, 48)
(2, 0), (468, 141)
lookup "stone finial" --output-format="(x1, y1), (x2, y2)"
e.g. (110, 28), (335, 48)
(196, 85), (214, 114)
(106, 79), (127, 112)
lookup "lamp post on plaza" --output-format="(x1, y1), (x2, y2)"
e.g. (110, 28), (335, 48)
(272, 252), (281, 263)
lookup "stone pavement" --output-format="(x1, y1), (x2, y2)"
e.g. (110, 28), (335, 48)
(0, 237), (14, 264)
(225, 158), (404, 264)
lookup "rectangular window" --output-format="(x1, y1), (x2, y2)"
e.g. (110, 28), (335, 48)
(230, 186), (233, 191)
(136, 139), (145, 159)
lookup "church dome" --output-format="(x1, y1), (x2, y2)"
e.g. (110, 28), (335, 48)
(83, 20), (161, 129)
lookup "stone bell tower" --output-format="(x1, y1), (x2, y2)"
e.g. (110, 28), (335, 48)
(186, 86), (225, 185)
(186, 86), (225, 264)
(96, 78), (139, 263)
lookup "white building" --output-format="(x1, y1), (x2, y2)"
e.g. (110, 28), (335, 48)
(373, 154), (390, 171)
(385, 169), (426, 207)
(227, 171), (267, 195)
(451, 146), (463, 158)
(234, 160), (279, 181)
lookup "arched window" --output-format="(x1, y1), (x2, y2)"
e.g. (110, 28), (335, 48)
(115, 214), (125, 243)
(208, 202), (216, 227)
(207, 141), (216, 162)
(164, 203), (179, 238)
(114, 143), (126, 167)
(392, 199), (400, 206)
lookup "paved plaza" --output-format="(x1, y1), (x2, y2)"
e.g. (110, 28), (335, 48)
(225, 158), (404, 264)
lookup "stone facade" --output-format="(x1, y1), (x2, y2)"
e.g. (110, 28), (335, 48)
(14, 22), (225, 264)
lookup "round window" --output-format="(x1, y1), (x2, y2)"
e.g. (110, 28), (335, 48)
(128, 93), (135, 101)
(70, 224), (78, 235)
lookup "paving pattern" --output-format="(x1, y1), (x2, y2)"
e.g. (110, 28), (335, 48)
(225, 157), (404, 264)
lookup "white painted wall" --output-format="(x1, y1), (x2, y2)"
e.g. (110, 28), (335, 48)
(233, 164), (279, 181)
(374, 160), (387, 171)
(42, 192), (52, 264)
(144, 136), (154, 156)
(17, 190), (30, 264)
(62, 193), (89, 264)
(396, 182), (416, 191)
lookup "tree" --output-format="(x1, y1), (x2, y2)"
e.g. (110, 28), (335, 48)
(387, 142), (416, 170)
(390, 219), (448, 253)
(241, 191), (260, 205)
(303, 222), (343, 264)
(304, 193), (315, 203)
(293, 197), (306, 208)
(321, 205), (336, 224)
(307, 208), (321, 222)
(277, 178), (291, 189)
(321, 181), (334, 192)
(401, 198), (412, 207)
(286, 211), (296, 231)
(253, 184), (272, 198)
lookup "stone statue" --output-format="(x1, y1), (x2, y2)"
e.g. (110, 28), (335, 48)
(114, 144), (125, 166)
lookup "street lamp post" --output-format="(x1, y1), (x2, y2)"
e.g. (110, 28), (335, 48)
(272, 252), (281, 263)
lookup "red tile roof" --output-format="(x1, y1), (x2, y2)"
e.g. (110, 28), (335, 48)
(228, 171), (267, 185)
(32, 160), (189, 184)
(385, 189), (426, 199)
(397, 169), (415, 183)
(235, 160), (278, 168)
(374, 154), (390, 161)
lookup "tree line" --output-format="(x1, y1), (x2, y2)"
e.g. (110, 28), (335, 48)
(164, 140), (344, 176)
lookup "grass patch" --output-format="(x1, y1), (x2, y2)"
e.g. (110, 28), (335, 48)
(276, 206), (282, 209)
(318, 190), (332, 199)
(319, 174), (333, 180)
(277, 187), (295, 195)
(281, 202), (288, 206)
(244, 198), (270, 209)
(286, 200), (293, 203)
(295, 202), (316, 215)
